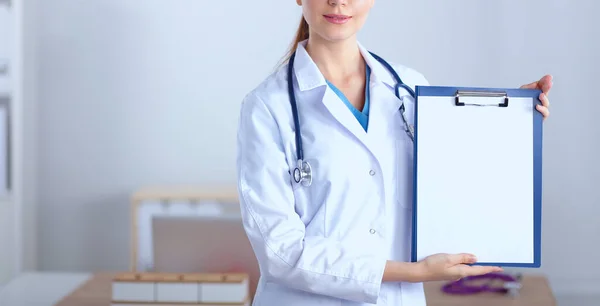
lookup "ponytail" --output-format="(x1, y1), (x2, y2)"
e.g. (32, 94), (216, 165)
(278, 16), (310, 67)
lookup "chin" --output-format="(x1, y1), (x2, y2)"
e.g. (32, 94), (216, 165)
(320, 30), (356, 42)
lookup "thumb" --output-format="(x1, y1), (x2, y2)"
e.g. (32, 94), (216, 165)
(520, 81), (538, 89)
(448, 253), (477, 265)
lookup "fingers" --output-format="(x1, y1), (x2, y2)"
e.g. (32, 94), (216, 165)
(462, 265), (504, 277)
(536, 105), (550, 119)
(537, 92), (550, 119)
(520, 81), (538, 90)
(539, 75), (553, 95)
(539, 93), (550, 107)
(452, 264), (503, 280)
(448, 253), (477, 265)
(520, 75), (553, 95)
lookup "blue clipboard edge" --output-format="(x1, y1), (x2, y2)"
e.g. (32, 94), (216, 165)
(411, 85), (543, 268)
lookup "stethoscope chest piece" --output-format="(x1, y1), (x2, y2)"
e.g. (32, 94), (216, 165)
(293, 159), (312, 186)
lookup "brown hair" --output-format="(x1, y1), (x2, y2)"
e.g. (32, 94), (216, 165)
(278, 16), (310, 67)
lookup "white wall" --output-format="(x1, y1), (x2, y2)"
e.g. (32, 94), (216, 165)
(0, 0), (39, 285)
(0, 197), (15, 284)
(0, 0), (27, 285)
(21, 0), (39, 272)
(0, 1), (13, 285)
(27, 0), (599, 298)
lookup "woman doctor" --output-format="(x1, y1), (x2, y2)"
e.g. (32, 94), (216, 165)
(236, 1), (552, 305)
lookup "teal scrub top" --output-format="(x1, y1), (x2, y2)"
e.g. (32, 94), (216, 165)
(325, 64), (371, 131)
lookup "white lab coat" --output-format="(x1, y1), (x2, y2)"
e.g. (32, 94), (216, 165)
(236, 39), (430, 306)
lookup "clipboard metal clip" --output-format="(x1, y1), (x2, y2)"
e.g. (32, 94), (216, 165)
(455, 90), (509, 107)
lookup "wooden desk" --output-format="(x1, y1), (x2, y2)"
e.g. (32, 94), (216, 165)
(54, 272), (114, 306)
(0, 272), (92, 306)
(55, 273), (558, 306)
(0, 272), (557, 306)
(424, 275), (557, 306)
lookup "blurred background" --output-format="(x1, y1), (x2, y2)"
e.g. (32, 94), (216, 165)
(0, 0), (598, 305)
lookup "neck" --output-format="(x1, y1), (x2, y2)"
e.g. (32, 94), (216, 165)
(305, 35), (364, 82)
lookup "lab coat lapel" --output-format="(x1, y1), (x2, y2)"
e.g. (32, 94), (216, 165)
(364, 80), (403, 162)
(321, 87), (372, 148)
(361, 46), (405, 161)
(294, 40), (376, 157)
(317, 61), (404, 164)
(293, 40), (407, 162)
(359, 42), (405, 123)
(369, 81), (405, 124)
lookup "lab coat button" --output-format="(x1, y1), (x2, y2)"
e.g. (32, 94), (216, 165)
(369, 170), (376, 176)
(369, 229), (376, 234)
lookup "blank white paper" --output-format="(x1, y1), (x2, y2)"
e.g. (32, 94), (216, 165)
(415, 95), (535, 264)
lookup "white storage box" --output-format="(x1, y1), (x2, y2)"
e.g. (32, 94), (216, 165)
(111, 272), (250, 305)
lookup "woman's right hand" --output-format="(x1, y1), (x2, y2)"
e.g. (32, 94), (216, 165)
(416, 253), (503, 282)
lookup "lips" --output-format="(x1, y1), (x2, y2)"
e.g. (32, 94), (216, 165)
(323, 14), (352, 24)
(324, 14), (351, 20)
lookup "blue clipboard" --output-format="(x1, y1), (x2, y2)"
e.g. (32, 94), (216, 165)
(411, 85), (543, 268)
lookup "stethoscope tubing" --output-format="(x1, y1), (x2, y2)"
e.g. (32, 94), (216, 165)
(287, 50), (416, 186)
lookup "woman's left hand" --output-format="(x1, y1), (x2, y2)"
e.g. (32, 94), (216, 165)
(520, 75), (553, 120)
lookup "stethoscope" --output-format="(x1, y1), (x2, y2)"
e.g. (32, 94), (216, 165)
(441, 273), (522, 297)
(288, 50), (416, 187)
